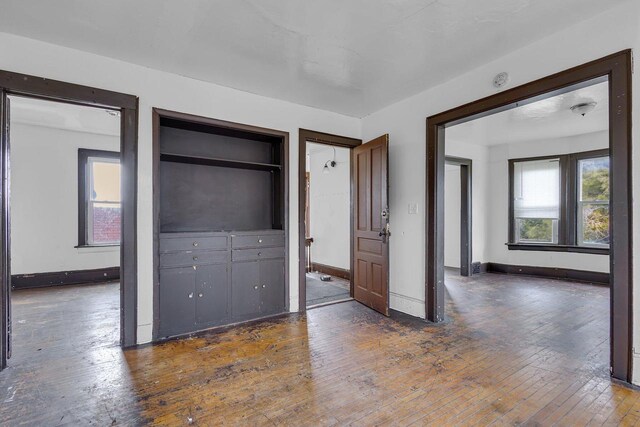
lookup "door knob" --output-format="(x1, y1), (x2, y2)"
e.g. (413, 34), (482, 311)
(192, 265), (197, 270)
(188, 293), (194, 298)
(198, 293), (203, 298)
(254, 285), (258, 290)
(193, 242), (199, 247)
(262, 284), (266, 288)
(258, 239), (263, 243)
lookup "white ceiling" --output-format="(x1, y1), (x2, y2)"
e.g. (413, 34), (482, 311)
(446, 80), (608, 146)
(9, 96), (120, 136)
(0, 0), (626, 117)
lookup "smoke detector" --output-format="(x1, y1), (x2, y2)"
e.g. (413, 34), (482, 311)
(570, 102), (597, 116)
(493, 72), (510, 88)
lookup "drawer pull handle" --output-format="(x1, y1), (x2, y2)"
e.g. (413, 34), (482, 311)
(193, 265), (197, 270)
(188, 293), (194, 299)
(257, 252), (262, 256)
(258, 239), (263, 243)
(254, 285), (258, 290)
(198, 293), (203, 298)
(193, 242), (199, 247)
(262, 284), (266, 288)
(193, 256), (198, 261)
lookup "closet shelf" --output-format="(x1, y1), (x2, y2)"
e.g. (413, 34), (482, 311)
(160, 153), (281, 171)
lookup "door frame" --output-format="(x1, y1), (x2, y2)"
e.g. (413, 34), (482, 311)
(0, 70), (139, 370)
(426, 50), (633, 382)
(298, 129), (361, 312)
(445, 156), (472, 276)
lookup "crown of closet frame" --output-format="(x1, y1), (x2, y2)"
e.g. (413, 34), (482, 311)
(154, 112), (287, 339)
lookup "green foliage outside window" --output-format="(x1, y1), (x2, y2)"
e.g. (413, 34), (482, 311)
(518, 218), (553, 242)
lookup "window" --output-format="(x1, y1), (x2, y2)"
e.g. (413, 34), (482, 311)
(513, 158), (560, 244)
(508, 149), (609, 254)
(78, 149), (121, 246)
(577, 156), (610, 247)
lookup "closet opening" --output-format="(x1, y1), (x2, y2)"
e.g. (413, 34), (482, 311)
(152, 109), (289, 340)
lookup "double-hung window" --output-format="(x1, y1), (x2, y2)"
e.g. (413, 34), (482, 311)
(512, 158), (560, 244)
(577, 155), (610, 247)
(509, 149), (609, 254)
(78, 149), (121, 247)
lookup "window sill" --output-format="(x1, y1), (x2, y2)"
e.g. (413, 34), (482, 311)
(506, 243), (609, 255)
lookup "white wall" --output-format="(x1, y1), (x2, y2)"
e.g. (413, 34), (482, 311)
(486, 131), (609, 272)
(10, 123), (120, 274)
(361, 1), (640, 381)
(444, 165), (461, 268)
(307, 144), (350, 271)
(0, 31), (361, 344)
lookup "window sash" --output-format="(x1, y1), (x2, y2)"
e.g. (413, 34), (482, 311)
(87, 200), (121, 245)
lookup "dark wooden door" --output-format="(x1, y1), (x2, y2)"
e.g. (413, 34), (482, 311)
(352, 135), (389, 316)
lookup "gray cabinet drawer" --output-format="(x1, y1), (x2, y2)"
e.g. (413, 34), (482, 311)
(232, 247), (284, 262)
(160, 235), (228, 252)
(160, 250), (228, 268)
(231, 233), (284, 249)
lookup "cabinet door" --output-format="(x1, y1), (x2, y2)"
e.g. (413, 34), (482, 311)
(159, 266), (196, 337)
(195, 264), (228, 326)
(231, 262), (261, 319)
(259, 259), (285, 315)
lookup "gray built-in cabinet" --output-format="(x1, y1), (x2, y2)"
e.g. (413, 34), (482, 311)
(156, 114), (286, 339)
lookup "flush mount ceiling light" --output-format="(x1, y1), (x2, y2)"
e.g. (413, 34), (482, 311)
(322, 147), (337, 174)
(570, 101), (597, 116)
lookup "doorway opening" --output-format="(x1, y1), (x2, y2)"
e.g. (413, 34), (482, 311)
(444, 156), (472, 277)
(304, 142), (352, 307)
(299, 130), (360, 310)
(428, 51), (632, 382)
(298, 130), (391, 315)
(8, 95), (122, 366)
(0, 70), (138, 371)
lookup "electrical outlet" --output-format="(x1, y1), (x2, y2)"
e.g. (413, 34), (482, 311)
(408, 203), (419, 214)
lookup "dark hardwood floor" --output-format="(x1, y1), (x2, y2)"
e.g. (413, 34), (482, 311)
(1, 273), (638, 426)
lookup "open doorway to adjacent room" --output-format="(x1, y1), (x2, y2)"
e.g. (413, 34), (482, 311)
(304, 142), (353, 308)
(7, 96), (122, 366)
(430, 51), (632, 382)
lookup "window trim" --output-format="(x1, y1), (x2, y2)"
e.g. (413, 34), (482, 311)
(77, 148), (121, 247)
(508, 149), (609, 255)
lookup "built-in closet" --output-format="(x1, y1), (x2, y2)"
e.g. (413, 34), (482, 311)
(154, 111), (287, 339)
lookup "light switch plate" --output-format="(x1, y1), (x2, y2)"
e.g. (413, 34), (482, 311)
(408, 203), (419, 214)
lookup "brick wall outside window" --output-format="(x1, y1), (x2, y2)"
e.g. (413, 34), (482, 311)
(92, 205), (121, 243)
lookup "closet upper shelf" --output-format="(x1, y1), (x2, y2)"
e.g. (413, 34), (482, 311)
(160, 153), (281, 172)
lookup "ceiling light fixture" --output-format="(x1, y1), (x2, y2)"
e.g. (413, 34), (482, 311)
(322, 147), (337, 174)
(570, 101), (597, 116)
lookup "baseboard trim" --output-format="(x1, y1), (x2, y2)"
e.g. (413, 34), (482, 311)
(11, 266), (120, 289)
(485, 262), (609, 285)
(310, 262), (351, 280)
(389, 292), (425, 319)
